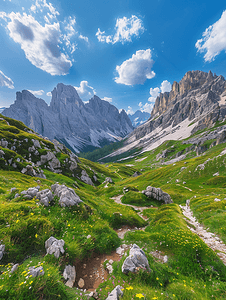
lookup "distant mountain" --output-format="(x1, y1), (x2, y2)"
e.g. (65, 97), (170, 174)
(2, 83), (133, 153)
(128, 110), (150, 127)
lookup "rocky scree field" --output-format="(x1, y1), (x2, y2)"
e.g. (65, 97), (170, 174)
(0, 115), (226, 299)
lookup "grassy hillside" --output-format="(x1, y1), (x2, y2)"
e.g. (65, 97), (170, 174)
(0, 115), (226, 299)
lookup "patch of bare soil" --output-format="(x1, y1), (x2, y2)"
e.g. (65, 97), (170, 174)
(74, 251), (121, 292)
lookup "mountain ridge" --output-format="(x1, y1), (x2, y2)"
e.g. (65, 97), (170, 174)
(2, 84), (133, 153)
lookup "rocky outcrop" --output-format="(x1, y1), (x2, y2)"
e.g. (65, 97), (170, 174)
(51, 183), (82, 207)
(142, 186), (173, 204)
(2, 84), (133, 153)
(122, 244), (151, 274)
(45, 236), (65, 258)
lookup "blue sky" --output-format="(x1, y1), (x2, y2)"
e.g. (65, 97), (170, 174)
(0, 0), (226, 115)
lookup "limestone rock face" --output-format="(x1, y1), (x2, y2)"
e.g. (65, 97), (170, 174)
(2, 84), (133, 153)
(108, 70), (226, 158)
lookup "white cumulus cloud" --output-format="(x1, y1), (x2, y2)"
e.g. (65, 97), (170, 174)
(148, 80), (171, 101)
(28, 89), (44, 96)
(46, 91), (52, 96)
(1, 12), (72, 75)
(96, 15), (144, 44)
(196, 10), (226, 62)
(138, 101), (154, 114)
(115, 49), (155, 86)
(160, 80), (171, 93)
(74, 81), (96, 101)
(126, 106), (135, 115)
(0, 70), (14, 89)
(102, 97), (112, 103)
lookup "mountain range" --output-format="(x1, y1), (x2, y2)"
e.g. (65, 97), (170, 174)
(128, 110), (150, 127)
(100, 70), (226, 160)
(2, 84), (133, 153)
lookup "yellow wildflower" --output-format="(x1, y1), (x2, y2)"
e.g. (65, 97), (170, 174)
(136, 294), (144, 298)
(126, 286), (133, 290)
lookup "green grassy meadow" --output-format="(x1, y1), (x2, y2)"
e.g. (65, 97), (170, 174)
(0, 116), (226, 299)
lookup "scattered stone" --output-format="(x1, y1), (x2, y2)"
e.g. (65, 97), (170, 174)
(0, 150), (4, 157)
(10, 187), (17, 193)
(36, 189), (53, 206)
(10, 263), (19, 274)
(63, 265), (76, 288)
(214, 198), (221, 202)
(116, 246), (124, 255)
(106, 264), (113, 274)
(132, 171), (142, 177)
(28, 266), (45, 277)
(163, 255), (168, 263)
(80, 170), (94, 186)
(51, 183), (82, 207)
(213, 172), (219, 176)
(104, 177), (113, 184)
(109, 259), (114, 265)
(106, 285), (123, 300)
(78, 278), (85, 288)
(0, 244), (5, 260)
(45, 236), (65, 258)
(21, 165), (46, 178)
(122, 244), (151, 274)
(142, 186), (173, 204)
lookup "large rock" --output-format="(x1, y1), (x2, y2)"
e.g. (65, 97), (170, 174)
(36, 189), (53, 206)
(80, 170), (94, 186)
(45, 236), (65, 258)
(51, 183), (82, 207)
(106, 285), (123, 300)
(28, 266), (45, 277)
(63, 265), (76, 288)
(142, 186), (173, 204)
(0, 244), (5, 260)
(122, 244), (151, 274)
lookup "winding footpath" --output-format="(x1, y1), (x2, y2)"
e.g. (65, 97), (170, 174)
(112, 195), (150, 239)
(180, 203), (226, 265)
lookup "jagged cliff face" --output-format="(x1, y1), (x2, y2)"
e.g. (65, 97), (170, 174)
(2, 84), (133, 152)
(105, 70), (226, 158)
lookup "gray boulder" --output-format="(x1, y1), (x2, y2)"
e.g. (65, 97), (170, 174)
(63, 265), (76, 288)
(36, 189), (53, 206)
(51, 183), (82, 207)
(142, 186), (173, 204)
(28, 266), (45, 277)
(104, 177), (113, 183)
(0, 244), (5, 260)
(122, 244), (151, 274)
(10, 263), (19, 274)
(106, 285), (123, 300)
(45, 236), (65, 258)
(80, 170), (94, 186)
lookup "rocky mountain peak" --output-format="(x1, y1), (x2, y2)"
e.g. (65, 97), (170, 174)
(50, 83), (84, 112)
(152, 70), (226, 117)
